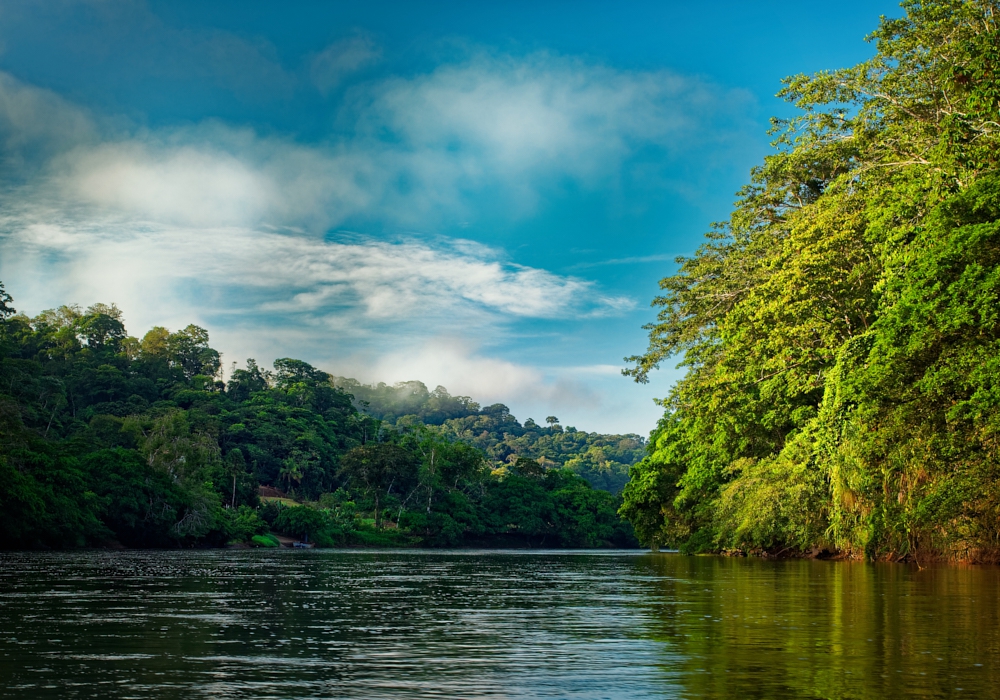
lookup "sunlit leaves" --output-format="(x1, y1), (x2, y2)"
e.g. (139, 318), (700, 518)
(623, 0), (1000, 560)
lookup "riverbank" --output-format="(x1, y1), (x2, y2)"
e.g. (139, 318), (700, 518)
(714, 546), (1000, 567)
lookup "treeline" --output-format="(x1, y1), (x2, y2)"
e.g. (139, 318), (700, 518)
(0, 293), (635, 549)
(622, 0), (1000, 563)
(334, 377), (644, 493)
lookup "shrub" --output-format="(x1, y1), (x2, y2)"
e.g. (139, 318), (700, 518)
(223, 505), (269, 543)
(251, 533), (279, 548)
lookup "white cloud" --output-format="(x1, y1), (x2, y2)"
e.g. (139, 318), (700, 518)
(0, 216), (628, 331)
(58, 142), (275, 227)
(351, 52), (744, 183)
(37, 125), (383, 231)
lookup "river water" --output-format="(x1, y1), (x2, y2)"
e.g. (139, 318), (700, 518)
(0, 550), (997, 698)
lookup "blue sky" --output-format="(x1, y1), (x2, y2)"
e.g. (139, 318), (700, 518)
(0, 0), (901, 434)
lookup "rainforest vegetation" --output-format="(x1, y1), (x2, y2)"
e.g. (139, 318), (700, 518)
(622, 0), (1000, 563)
(333, 377), (644, 493)
(0, 289), (635, 549)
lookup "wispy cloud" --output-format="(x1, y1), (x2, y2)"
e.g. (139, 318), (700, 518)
(311, 34), (382, 93)
(567, 253), (677, 270)
(350, 51), (750, 193)
(1, 215), (628, 330)
(0, 72), (96, 178)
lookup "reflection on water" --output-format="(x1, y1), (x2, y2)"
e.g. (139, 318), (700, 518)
(0, 550), (997, 699)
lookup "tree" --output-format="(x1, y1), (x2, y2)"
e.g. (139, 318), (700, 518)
(226, 359), (270, 402)
(0, 281), (15, 323)
(338, 443), (415, 528)
(168, 325), (222, 380)
(273, 505), (331, 544)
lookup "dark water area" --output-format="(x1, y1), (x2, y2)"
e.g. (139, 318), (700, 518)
(0, 551), (998, 699)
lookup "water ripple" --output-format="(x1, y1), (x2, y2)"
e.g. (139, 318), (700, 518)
(1, 550), (998, 699)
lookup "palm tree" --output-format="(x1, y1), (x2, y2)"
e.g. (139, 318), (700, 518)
(279, 458), (303, 492)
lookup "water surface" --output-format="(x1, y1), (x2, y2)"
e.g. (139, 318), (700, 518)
(1, 550), (997, 698)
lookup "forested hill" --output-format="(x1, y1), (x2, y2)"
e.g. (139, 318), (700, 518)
(333, 377), (644, 493)
(622, 0), (1000, 563)
(0, 292), (635, 550)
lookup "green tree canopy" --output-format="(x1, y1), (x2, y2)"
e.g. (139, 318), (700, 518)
(622, 0), (1000, 563)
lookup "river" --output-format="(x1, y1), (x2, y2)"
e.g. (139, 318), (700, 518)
(1, 550), (997, 698)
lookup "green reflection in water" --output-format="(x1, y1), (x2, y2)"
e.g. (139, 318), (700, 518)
(0, 551), (997, 699)
(638, 555), (1000, 699)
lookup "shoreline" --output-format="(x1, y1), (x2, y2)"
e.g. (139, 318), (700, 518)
(6, 545), (1000, 567)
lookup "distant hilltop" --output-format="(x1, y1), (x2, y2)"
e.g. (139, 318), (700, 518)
(333, 377), (645, 494)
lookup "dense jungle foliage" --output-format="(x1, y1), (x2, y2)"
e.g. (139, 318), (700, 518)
(0, 292), (635, 549)
(622, 0), (1000, 563)
(334, 377), (644, 493)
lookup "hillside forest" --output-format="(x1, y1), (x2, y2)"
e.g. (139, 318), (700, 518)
(0, 288), (636, 549)
(622, 0), (1000, 563)
(332, 377), (643, 494)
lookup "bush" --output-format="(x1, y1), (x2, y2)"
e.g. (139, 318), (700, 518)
(251, 533), (279, 548)
(273, 505), (343, 546)
(223, 505), (269, 543)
